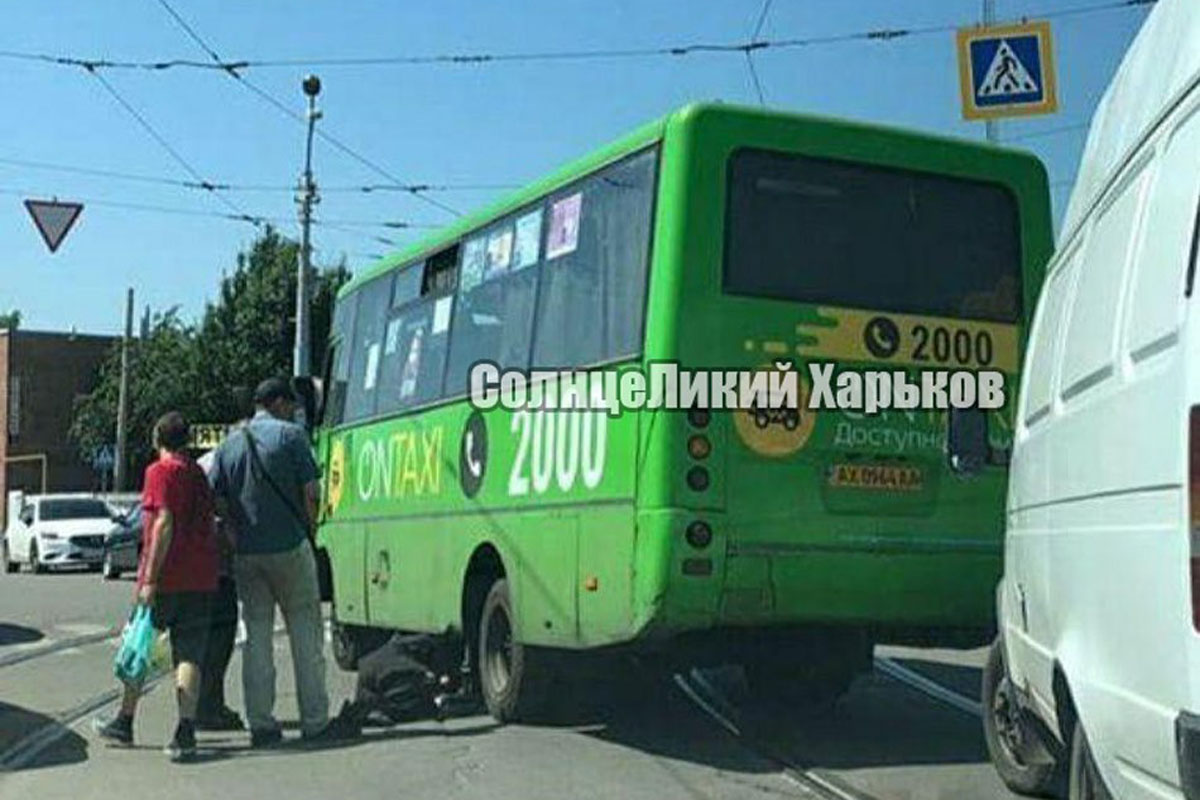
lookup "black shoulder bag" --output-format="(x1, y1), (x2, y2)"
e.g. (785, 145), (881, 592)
(240, 425), (333, 602)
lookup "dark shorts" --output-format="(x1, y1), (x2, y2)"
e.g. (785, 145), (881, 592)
(151, 591), (214, 666)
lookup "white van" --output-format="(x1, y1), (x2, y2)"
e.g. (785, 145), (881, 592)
(948, 0), (1200, 798)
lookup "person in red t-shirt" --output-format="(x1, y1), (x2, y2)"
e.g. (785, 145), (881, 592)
(94, 411), (222, 763)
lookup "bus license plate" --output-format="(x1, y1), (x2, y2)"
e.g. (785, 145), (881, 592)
(828, 464), (923, 492)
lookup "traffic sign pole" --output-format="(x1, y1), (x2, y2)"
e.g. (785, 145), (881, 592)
(115, 288), (133, 492)
(983, 0), (999, 143)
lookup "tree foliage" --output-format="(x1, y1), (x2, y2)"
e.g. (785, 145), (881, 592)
(71, 227), (349, 482)
(0, 309), (20, 330)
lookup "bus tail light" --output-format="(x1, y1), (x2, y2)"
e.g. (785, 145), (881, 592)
(685, 520), (712, 549)
(1191, 407), (1200, 631)
(688, 435), (711, 460)
(687, 467), (710, 492)
(687, 408), (710, 429)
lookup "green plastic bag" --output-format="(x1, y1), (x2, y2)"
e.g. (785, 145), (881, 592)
(113, 605), (156, 686)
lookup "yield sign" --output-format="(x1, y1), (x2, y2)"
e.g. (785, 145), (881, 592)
(24, 199), (84, 253)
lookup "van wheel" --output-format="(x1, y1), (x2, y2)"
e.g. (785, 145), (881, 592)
(982, 641), (1061, 795)
(29, 542), (45, 574)
(478, 578), (551, 723)
(102, 552), (120, 581)
(1068, 724), (1112, 800)
(2, 543), (16, 574)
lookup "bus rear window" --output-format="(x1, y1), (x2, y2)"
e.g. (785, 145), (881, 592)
(724, 149), (1022, 323)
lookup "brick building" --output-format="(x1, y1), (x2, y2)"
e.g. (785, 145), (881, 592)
(0, 329), (117, 526)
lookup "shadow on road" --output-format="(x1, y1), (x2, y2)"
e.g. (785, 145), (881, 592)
(0, 701), (89, 772)
(742, 666), (990, 770)
(0, 623), (44, 647)
(525, 657), (992, 777)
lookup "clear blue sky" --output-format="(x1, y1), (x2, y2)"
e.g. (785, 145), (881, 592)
(2, 0), (1151, 334)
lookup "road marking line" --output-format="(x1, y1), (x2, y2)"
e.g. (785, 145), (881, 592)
(874, 656), (983, 718)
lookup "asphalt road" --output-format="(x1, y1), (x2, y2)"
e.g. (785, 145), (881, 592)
(0, 570), (1029, 800)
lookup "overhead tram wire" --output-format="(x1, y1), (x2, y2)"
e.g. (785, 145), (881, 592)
(745, 0), (773, 106)
(0, 154), (518, 194)
(1, 0), (1156, 75)
(152, 0), (460, 218)
(0, 184), (432, 246)
(0, 185), (275, 225)
(87, 68), (265, 228)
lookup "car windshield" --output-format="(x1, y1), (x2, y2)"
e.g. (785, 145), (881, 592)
(39, 499), (111, 521)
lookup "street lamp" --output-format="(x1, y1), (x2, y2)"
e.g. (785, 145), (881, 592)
(293, 74), (322, 377)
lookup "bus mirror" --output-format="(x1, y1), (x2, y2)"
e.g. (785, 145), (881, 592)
(946, 407), (988, 476)
(292, 376), (319, 433)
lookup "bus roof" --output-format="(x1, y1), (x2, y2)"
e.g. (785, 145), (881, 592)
(340, 102), (1043, 298)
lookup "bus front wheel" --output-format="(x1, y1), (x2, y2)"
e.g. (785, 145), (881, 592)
(478, 578), (551, 723)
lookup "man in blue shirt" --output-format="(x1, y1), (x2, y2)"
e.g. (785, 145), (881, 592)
(209, 377), (329, 747)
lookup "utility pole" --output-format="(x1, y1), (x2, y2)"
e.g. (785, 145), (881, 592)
(983, 0), (1000, 143)
(293, 74), (322, 378)
(114, 288), (133, 492)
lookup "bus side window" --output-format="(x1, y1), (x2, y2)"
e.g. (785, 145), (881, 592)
(443, 218), (541, 397)
(323, 288), (359, 427)
(375, 246), (458, 415)
(532, 149), (657, 368)
(343, 274), (393, 422)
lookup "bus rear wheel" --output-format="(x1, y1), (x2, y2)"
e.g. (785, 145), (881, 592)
(478, 578), (551, 723)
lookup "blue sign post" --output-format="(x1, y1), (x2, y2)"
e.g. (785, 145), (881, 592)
(958, 21), (1058, 121)
(93, 445), (115, 474)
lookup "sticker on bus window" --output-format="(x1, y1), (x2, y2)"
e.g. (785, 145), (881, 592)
(461, 236), (487, 293)
(546, 193), (582, 260)
(433, 296), (453, 335)
(384, 317), (402, 355)
(364, 343), (381, 391)
(513, 209), (542, 269)
(399, 326), (424, 400)
(485, 228), (513, 281)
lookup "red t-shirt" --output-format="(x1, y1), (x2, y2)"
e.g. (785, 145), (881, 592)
(137, 453), (219, 594)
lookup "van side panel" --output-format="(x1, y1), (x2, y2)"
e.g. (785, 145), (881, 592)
(1010, 87), (1200, 797)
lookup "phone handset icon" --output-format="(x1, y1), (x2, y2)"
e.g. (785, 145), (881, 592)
(465, 431), (483, 478)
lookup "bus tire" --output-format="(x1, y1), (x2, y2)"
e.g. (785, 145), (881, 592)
(982, 640), (1062, 796)
(478, 578), (550, 723)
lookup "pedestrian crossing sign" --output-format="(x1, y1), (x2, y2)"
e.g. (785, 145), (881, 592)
(957, 21), (1057, 121)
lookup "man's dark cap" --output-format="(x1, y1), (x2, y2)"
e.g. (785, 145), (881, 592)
(254, 377), (297, 406)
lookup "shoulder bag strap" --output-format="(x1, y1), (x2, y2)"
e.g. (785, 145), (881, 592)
(240, 424), (314, 542)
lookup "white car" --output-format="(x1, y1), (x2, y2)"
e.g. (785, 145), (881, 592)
(950, 1), (1200, 798)
(2, 494), (117, 574)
